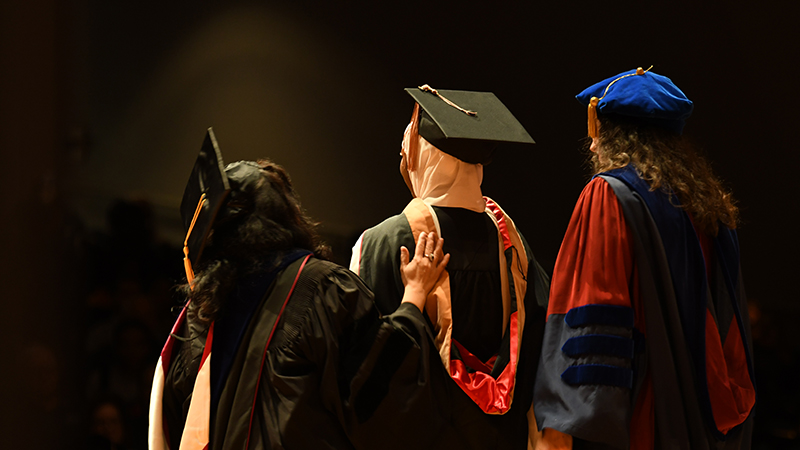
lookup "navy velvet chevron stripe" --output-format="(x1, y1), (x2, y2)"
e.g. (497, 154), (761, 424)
(565, 304), (634, 328)
(561, 364), (633, 388)
(562, 334), (635, 359)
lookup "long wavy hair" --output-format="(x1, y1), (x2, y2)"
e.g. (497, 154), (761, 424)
(183, 159), (330, 325)
(590, 116), (739, 236)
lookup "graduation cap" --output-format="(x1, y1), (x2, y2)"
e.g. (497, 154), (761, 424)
(405, 85), (535, 165)
(576, 66), (694, 138)
(180, 128), (262, 285)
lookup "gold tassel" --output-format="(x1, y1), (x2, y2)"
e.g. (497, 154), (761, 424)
(183, 245), (194, 286)
(586, 65), (653, 138)
(588, 97), (599, 139)
(183, 193), (207, 290)
(407, 103), (421, 172)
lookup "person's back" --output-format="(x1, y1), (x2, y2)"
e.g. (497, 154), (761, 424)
(358, 206), (505, 358)
(148, 129), (455, 450)
(352, 87), (549, 448)
(533, 68), (755, 450)
(435, 207), (505, 359)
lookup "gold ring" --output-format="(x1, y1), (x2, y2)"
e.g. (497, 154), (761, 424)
(425, 253), (434, 261)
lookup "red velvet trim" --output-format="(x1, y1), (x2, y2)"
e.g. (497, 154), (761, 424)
(450, 312), (519, 414)
(246, 254), (311, 448)
(548, 178), (634, 318)
(199, 321), (214, 371)
(704, 312), (756, 434)
(484, 197), (511, 250)
(160, 305), (189, 375)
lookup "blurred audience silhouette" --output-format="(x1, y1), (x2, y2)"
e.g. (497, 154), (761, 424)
(78, 199), (183, 450)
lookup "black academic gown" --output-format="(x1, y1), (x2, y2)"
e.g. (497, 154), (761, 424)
(162, 256), (468, 450)
(356, 205), (550, 449)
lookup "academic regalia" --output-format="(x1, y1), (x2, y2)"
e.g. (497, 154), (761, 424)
(533, 68), (755, 449)
(148, 128), (473, 450)
(351, 86), (549, 448)
(158, 253), (469, 449)
(352, 201), (550, 448)
(534, 168), (755, 449)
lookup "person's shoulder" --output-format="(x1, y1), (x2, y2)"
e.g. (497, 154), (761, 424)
(586, 174), (613, 189)
(303, 256), (337, 269)
(365, 213), (409, 235)
(594, 166), (648, 195)
(302, 258), (376, 318)
(299, 257), (344, 282)
(304, 258), (370, 292)
(574, 175), (621, 204)
(361, 213), (412, 249)
(269, 257), (374, 350)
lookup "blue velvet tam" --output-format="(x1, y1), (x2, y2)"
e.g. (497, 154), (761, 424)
(576, 67), (694, 135)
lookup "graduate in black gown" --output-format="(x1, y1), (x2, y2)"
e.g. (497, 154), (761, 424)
(148, 128), (452, 450)
(351, 87), (550, 448)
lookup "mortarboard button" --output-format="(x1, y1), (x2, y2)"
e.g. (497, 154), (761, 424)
(405, 85), (535, 165)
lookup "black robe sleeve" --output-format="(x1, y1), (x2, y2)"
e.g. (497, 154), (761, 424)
(243, 260), (458, 450)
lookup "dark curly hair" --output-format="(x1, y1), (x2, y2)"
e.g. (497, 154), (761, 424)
(183, 159), (331, 324)
(590, 116), (739, 236)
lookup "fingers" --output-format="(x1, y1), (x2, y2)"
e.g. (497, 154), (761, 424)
(400, 246), (409, 268)
(439, 252), (450, 269)
(414, 232), (428, 260)
(425, 231), (436, 259)
(411, 232), (447, 269)
(433, 235), (445, 262)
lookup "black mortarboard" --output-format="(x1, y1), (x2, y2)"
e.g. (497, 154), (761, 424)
(180, 129), (266, 284)
(180, 128), (231, 281)
(405, 85), (535, 165)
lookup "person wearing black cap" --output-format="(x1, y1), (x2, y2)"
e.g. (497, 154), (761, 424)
(350, 86), (550, 448)
(532, 68), (755, 450)
(147, 129), (457, 450)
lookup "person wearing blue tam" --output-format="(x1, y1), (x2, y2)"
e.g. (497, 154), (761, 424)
(532, 68), (755, 450)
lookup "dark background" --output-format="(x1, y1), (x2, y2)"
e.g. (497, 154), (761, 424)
(1, 0), (797, 448)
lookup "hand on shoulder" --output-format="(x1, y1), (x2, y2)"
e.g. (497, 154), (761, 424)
(399, 231), (449, 312)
